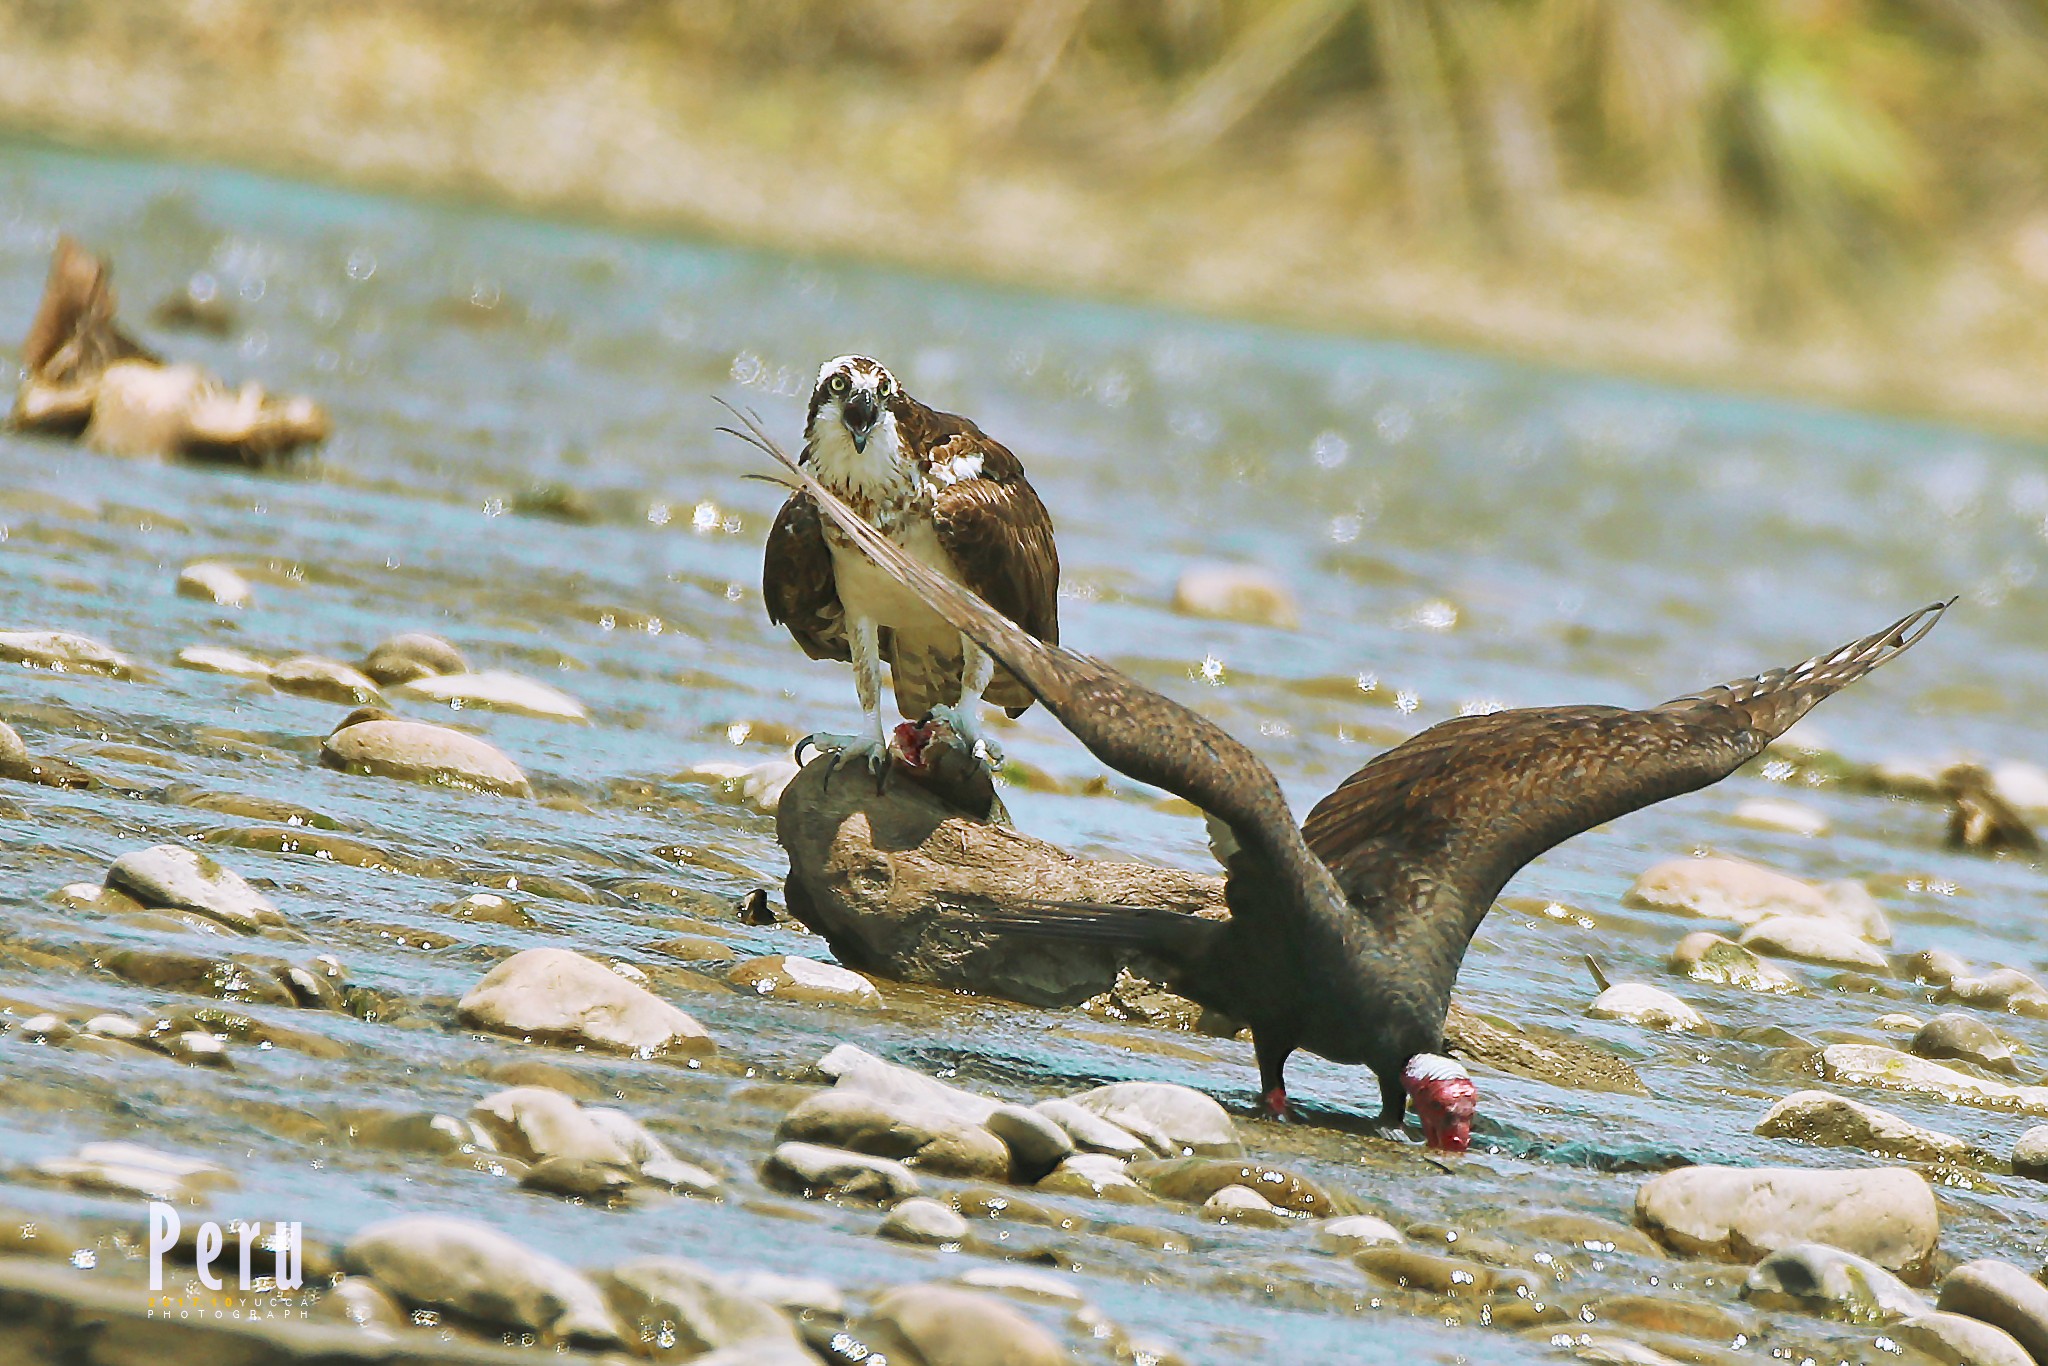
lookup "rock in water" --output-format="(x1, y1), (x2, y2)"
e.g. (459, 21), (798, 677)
(458, 947), (713, 1057)
(1938, 1260), (2048, 1364)
(1895, 1312), (2034, 1366)
(395, 669), (588, 722)
(1755, 1091), (1989, 1166)
(0, 630), (135, 677)
(1633, 1166), (1938, 1277)
(1627, 856), (1887, 941)
(1742, 1243), (1930, 1322)
(599, 1257), (805, 1359)
(776, 754), (1223, 1006)
(1171, 563), (1301, 629)
(104, 845), (285, 932)
(2014, 1126), (2048, 1183)
(360, 632), (469, 685)
(853, 1284), (1070, 1366)
(343, 1215), (621, 1348)
(322, 708), (531, 797)
(175, 561), (252, 608)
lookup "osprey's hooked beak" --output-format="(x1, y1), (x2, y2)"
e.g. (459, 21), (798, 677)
(841, 390), (879, 453)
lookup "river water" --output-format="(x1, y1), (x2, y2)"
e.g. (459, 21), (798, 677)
(1, 141), (2044, 1364)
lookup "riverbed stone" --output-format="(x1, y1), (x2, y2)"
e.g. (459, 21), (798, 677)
(1627, 856), (1887, 940)
(599, 1256), (804, 1361)
(0, 629), (135, 677)
(1817, 1043), (2048, 1113)
(984, 1104), (1075, 1182)
(1171, 562), (1300, 629)
(854, 1283), (1069, 1366)
(1633, 1165), (1938, 1275)
(728, 955), (882, 1007)
(360, 632), (469, 685)
(1740, 916), (1890, 970)
(104, 844), (285, 932)
(321, 708), (531, 797)
(1588, 983), (1708, 1031)
(1913, 1012), (2020, 1074)
(1755, 1090), (1990, 1165)
(1038, 1152), (1145, 1201)
(1939, 1260), (2048, 1364)
(308, 1277), (408, 1335)
(269, 655), (382, 705)
(1942, 968), (2048, 1018)
(762, 1141), (921, 1204)
(469, 1086), (633, 1166)
(1311, 1215), (1406, 1253)
(31, 1141), (237, 1202)
(458, 947), (713, 1057)
(1353, 1247), (1534, 1299)
(1731, 797), (1829, 836)
(1129, 1157), (1344, 1216)
(1031, 1099), (1149, 1158)
(1668, 932), (1802, 993)
(1742, 1242), (1932, 1322)
(1896, 1311), (2034, 1366)
(174, 644), (272, 678)
(343, 1214), (621, 1348)
(395, 669), (588, 722)
(2014, 1126), (2048, 1182)
(176, 561), (251, 608)
(775, 1089), (1011, 1180)
(1067, 1081), (1240, 1157)
(1906, 949), (1971, 987)
(777, 754), (1226, 1006)
(815, 1044), (997, 1125)
(880, 1197), (969, 1246)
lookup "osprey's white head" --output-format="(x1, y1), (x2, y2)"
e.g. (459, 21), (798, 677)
(805, 354), (906, 497)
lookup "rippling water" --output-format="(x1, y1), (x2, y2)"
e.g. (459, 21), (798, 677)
(2, 141), (2045, 1363)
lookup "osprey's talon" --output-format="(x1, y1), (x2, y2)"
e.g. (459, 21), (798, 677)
(794, 732), (861, 767)
(823, 736), (893, 792)
(928, 701), (1004, 770)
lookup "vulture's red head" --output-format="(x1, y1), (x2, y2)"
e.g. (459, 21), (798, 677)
(1403, 1054), (1477, 1153)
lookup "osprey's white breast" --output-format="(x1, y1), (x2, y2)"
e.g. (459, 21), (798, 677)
(809, 410), (961, 635)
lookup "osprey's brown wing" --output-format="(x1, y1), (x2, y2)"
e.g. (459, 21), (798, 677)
(899, 401), (1061, 715)
(1300, 601), (1950, 947)
(762, 489), (849, 664)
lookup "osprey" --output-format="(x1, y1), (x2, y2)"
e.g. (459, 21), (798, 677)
(762, 355), (1058, 778)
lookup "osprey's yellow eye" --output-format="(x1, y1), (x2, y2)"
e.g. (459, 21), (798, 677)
(828, 374), (849, 394)
(877, 378), (892, 398)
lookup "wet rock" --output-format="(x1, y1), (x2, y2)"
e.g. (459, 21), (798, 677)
(1668, 932), (1802, 993)
(1756, 1090), (1989, 1165)
(1553, 1336), (1691, 1365)
(880, 1197), (969, 1246)
(322, 708), (531, 797)
(173, 645), (272, 678)
(984, 1104), (1075, 1182)
(269, 656), (381, 706)
(105, 844), (285, 932)
(728, 955), (882, 1007)
(1626, 856), (1887, 941)
(853, 1284), (1069, 1366)
(1311, 1215), (1406, 1253)
(360, 632), (469, 685)
(470, 1086), (633, 1167)
(176, 562), (251, 608)
(1817, 1044), (2048, 1113)
(435, 892), (537, 927)
(953, 1265), (1089, 1306)
(1501, 1212), (1661, 1257)
(521, 1155), (638, 1201)
(30, 1141), (237, 1202)
(1129, 1157), (1344, 1216)
(775, 1090), (1011, 1180)
(1739, 916), (1889, 971)
(1588, 983), (1708, 1031)
(103, 947), (295, 1005)
(349, 1111), (498, 1158)
(0, 629), (135, 677)
(1877, 1012), (1927, 1031)
(1907, 949), (1971, 988)
(307, 1276), (408, 1335)
(1038, 1153), (1145, 1201)
(1742, 1243), (1932, 1321)
(599, 1256), (805, 1361)
(1032, 1098), (1149, 1157)
(395, 669), (588, 722)
(1594, 1293), (1753, 1342)
(1171, 562), (1300, 629)
(1943, 764), (2040, 854)
(762, 1141), (921, 1204)
(1942, 968), (2048, 1019)
(1896, 1311), (2034, 1366)
(0, 725), (98, 789)
(777, 754), (1224, 1006)
(1067, 1081), (1240, 1157)
(1939, 1260), (2048, 1364)
(1633, 1165), (1937, 1275)
(2014, 1126), (2048, 1182)
(1731, 798), (1829, 836)
(1442, 1003), (1648, 1096)
(458, 947), (713, 1057)
(1913, 1013), (2020, 1074)
(1353, 1247), (1534, 1299)
(1202, 1184), (1289, 1226)
(815, 1044), (998, 1125)
(343, 1214), (621, 1348)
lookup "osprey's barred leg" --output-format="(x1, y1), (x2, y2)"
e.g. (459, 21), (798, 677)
(832, 617), (892, 788)
(928, 642), (1003, 769)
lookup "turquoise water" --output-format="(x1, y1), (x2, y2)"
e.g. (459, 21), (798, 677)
(0, 140), (2044, 1362)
